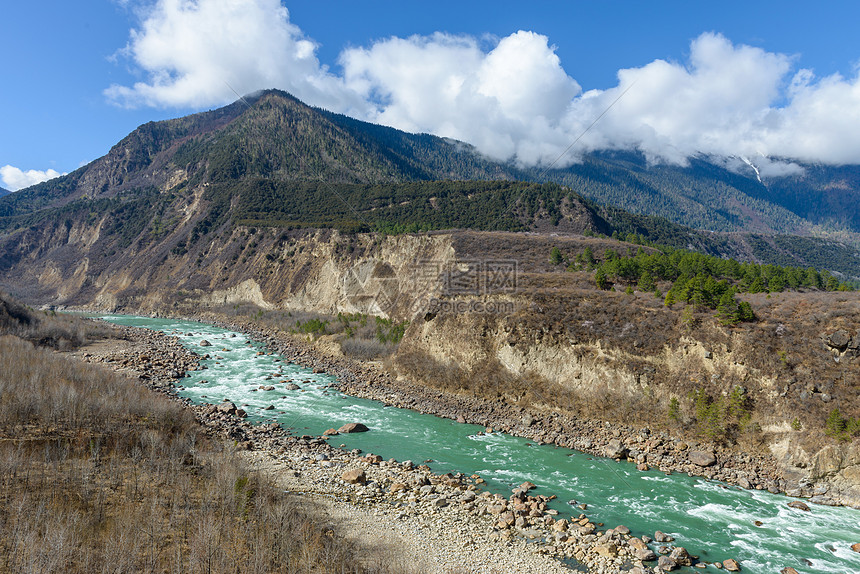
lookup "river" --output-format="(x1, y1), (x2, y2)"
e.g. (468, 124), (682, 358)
(100, 314), (860, 574)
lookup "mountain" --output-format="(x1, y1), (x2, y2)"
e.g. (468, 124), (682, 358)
(0, 187), (9, 197)
(528, 151), (860, 241)
(1, 89), (860, 310)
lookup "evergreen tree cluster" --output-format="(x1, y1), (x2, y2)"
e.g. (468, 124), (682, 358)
(559, 243), (852, 325)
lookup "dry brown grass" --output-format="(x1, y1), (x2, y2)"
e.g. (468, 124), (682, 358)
(0, 310), (415, 573)
(0, 292), (113, 350)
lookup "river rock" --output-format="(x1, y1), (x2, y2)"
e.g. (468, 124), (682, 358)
(635, 547), (657, 561)
(658, 555), (678, 571)
(787, 500), (810, 511)
(285, 383), (300, 390)
(851, 543), (860, 553)
(689, 450), (717, 467)
(341, 469), (366, 484)
(593, 543), (618, 558)
(487, 503), (506, 515)
(338, 422), (369, 433)
(655, 530), (674, 543)
(723, 558), (741, 571)
(605, 438), (627, 458)
(780, 569), (799, 574)
(217, 401), (237, 415)
(199, 339), (212, 347)
(669, 546), (692, 566)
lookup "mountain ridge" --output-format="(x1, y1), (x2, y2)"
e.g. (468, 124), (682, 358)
(1, 89), (860, 282)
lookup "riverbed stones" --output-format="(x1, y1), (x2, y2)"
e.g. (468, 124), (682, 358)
(655, 530), (674, 542)
(634, 547), (656, 561)
(787, 500), (810, 511)
(689, 450), (717, 467)
(217, 401), (237, 415)
(723, 558), (741, 571)
(851, 542), (860, 552)
(658, 555), (679, 571)
(199, 339), (212, 347)
(669, 546), (692, 566)
(605, 438), (627, 458)
(780, 569), (799, 574)
(338, 422), (369, 433)
(342, 468), (366, 484)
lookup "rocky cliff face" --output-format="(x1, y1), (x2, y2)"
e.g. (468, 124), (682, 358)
(395, 295), (860, 507)
(0, 215), (454, 319)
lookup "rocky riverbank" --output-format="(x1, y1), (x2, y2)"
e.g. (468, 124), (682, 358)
(199, 314), (791, 500)
(74, 319), (751, 573)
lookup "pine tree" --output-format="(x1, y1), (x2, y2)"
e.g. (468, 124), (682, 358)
(595, 268), (609, 290)
(716, 291), (741, 326)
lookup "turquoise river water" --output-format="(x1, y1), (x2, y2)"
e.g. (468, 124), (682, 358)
(101, 315), (860, 574)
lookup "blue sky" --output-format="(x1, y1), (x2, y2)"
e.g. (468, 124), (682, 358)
(2, 1), (860, 190)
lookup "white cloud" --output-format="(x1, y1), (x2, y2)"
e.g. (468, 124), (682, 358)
(105, 0), (367, 114)
(107, 3), (860, 171)
(341, 31), (581, 164)
(0, 165), (65, 191)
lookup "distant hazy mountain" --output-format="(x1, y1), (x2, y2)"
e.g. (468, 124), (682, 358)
(1, 89), (859, 282)
(0, 187), (9, 197)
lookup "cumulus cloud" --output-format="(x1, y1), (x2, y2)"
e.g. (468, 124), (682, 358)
(105, 0), (367, 114)
(107, 2), (860, 171)
(341, 31), (581, 164)
(0, 165), (65, 191)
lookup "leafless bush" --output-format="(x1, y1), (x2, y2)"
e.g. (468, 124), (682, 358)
(340, 338), (393, 360)
(0, 292), (114, 350)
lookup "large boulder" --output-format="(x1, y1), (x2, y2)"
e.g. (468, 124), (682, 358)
(338, 422), (369, 433)
(689, 450), (717, 467)
(635, 547), (657, 561)
(669, 547), (692, 566)
(605, 438), (628, 459)
(341, 469), (366, 484)
(825, 330), (852, 351)
(723, 558), (742, 571)
(787, 500), (810, 511)
(657, 556), (678, 571)
(216, 401), (237, 415)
